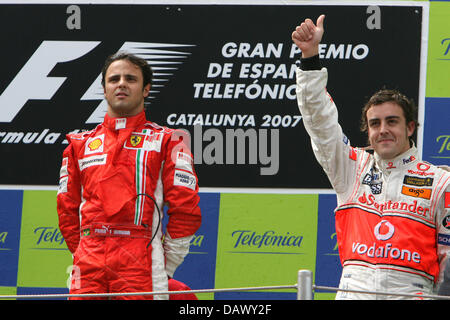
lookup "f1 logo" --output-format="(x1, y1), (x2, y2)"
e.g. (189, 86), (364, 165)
(0, 40), (192, 124)
(0, 41), (100, 122)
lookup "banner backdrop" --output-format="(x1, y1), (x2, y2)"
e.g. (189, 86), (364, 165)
(1, 1), (439, 301)
(423, 2), (450, 167)
(0, 189), (340, 300)
(423, 98), (450, 166)
(0, 3), (424, 188)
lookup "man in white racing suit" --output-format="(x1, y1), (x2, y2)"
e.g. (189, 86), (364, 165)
(292, 15), (450, 299)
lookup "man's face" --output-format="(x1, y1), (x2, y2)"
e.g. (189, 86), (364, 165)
(103, 59), (150, 117)
(366, 102), (415, 160)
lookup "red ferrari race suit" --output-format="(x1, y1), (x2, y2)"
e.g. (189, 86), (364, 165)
(296, 59), (450, 299)
(57, 111), (201, 300)
(168, 278), (198, 300)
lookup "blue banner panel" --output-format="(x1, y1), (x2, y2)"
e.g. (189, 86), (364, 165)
(16, 287), (68, 300)
(0, 190), (23, 287)
(164, 192), (220, 294)
(315, 194), (341, 292)
(423, 98), (450, 166)
(215, 291), (296, 300)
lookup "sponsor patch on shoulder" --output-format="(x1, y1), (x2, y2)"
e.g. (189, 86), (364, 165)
(175, 152), (193, 173)
(57, 176), (68, 195)
(173, 170), (196, 190)
(60, 157), (68, 178)
(342, 135), (349, 145)
(349, 147), (357, 161)
(443, 215), (450, 230)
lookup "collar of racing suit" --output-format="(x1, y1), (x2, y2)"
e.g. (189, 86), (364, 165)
(100, 111), (149, 165)
(102, 111), (147, 131)
(373, 145), (418, 174)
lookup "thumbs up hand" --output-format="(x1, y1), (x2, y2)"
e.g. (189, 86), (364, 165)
(291, 15), (325, 58)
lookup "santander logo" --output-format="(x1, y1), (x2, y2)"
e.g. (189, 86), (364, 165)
(357, 192), (430, 217)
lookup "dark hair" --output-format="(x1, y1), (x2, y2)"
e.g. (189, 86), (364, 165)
(101, 52), (153, 88)
(360, 89), (419, 145)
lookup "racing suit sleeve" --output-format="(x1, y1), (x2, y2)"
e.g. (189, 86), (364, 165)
(161, 130), (202, 277)
(296, 56), (358, 203)
(437, 183), (450, 296)
(56, 139), (82, 254)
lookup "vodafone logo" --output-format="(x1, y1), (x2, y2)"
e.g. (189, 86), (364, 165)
(351, 218), (421, 264)
(417, 163), (431, 171)
(374, 220), (395, 241)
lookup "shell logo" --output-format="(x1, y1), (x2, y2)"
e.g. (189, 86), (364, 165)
(88, 138), (102, 151)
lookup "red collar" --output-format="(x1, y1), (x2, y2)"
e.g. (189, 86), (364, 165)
(102, 111), (147, 131)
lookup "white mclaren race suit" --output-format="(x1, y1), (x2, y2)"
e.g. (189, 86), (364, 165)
(296, 63), (450, 299)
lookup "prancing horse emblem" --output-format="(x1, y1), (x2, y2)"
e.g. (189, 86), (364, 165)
(130, 135), (142, 147)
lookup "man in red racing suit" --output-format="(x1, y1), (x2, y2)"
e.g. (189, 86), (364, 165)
(57, 52), (201, 299)
(293, 15), (450, 299)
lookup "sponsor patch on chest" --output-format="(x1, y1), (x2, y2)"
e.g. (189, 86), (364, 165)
(85, 134), (105, 155)
(403, 175), (434, 187)
(401, 186), (432, 200)
(127, 134), (145, 148)
(124, 131), (163, 152)
(362, 168), (383, 195)
(78, 154), (107, 171)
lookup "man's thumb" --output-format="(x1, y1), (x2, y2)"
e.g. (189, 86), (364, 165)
(317, 14), (325, 29)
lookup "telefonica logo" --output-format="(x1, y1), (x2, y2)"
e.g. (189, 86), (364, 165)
(440, 38), (450, 59)
(0, 231), (7, 244)
(189, 234), (204, 248)
(34, 227), (65, 247)
(231, 230), (303, 251)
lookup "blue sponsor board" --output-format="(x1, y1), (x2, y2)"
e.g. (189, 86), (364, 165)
(215, 291), (296, 300)
(315, 194), (341, 292)
(163, 192), (220, 294)
(16, 287), (68, 300)
(423, 98), (450, 166)
(0, 190), (23, 287)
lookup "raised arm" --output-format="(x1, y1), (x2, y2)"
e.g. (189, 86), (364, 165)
(293, 15), (361, 200)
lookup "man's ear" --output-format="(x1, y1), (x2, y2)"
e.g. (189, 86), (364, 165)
(143, 83), (151, 98)
(406, 120), (416, 138)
